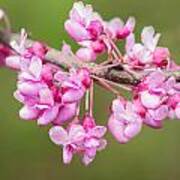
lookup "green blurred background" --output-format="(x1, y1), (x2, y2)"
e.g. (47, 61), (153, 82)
(0, 0), (180, 179)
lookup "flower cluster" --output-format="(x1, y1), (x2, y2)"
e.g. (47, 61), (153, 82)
(65, 1), (135, 61)
(109, 71), (180, 143)
(6, 30), (92, 126)
(0, 1), (180, 166)
(49, 114), (107, 165)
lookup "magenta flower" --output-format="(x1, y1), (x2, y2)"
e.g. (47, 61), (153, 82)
(49, 115), (107, 165)
(64, 2), (107, 61)
(65, 1), (103, 42)
(133, 71), (180, 128)
(49, 124), (86, 164)
(108, 98), (143, 143)
(82, 115), (107, 165)
(13, 43), (91, 125)
(60, 68), (91, 104)
(125, 26), (170, 68)
(105, 17), (135, 40)
(6, 29), (47, 70)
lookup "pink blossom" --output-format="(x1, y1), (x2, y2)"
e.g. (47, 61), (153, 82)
(65, 1), (106, 61)
(76, 48), (97, 61)
(105, 17), (135, 39)
(65, 1), (103, 42)
(6, 29), (47, 70)
(49, 115), (107, 165)
(9, 33), (91, 126)
(49, 124), (86, 164)
(82, 115), (107, 165)
(133, 71), (180, 128)
(153, 47), (170, 67)
(125, 26), (170, 68)
(11, 36), (91, 125)
(108, 98), (142, 143)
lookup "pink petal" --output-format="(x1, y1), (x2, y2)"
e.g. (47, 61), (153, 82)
(62, 89), (85, 103)
(154, 105), (168, 120)
(97, 139), (107, 151)
(64, 20), (90, 42)
(145, 71), (166, 88)
(17, 82), (41, 96)
(28, 57), (42, 79)
(5, 56), (20, 69)
(125, 33), (135, 53)
(84, 138), (99, 148)
(53, 103), (77, 125)
(63, 146), (73, 164)
(89, 126), (107, 138)
(82, 154), (94, 166)
(76, 48), (97, 61)
(49, 126), (68, 145)
(106, 18), (124, 38)
(112, 98), (125, 113)
(144, 112), (162, 128)
(153, 47), (170, 65)
(141, 26), (160, 51)
(19, 105), (39, 120)
(69, 124), (85, 142)
(125, 17), (136, 32)
(108, 116), (129, 144)
(124, 120), (142, 139)
(37, 105), (59, 125)
(140, 91), (161, 109)
(39, 88), (54, 106)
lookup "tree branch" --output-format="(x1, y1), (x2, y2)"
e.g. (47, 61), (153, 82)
(0, 31), (180, 89)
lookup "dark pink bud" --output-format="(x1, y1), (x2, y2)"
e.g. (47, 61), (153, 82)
(77, 68), (91, 89)
(87, 20), (104, 40)
(82, 114), (96, 130)
(153, 47), (170, 67)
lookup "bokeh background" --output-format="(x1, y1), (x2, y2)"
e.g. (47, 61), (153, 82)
(0, 0), (180, 179)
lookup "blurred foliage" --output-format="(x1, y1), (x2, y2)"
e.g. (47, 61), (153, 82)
(0, 0), (180, 180)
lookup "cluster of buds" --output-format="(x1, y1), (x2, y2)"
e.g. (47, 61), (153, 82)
(0, 1), (179, 166)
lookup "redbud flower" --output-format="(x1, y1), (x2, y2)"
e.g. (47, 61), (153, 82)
(65, 1), (103, 42)
(134, 71), (180, 128)
(49, 115), (107, 165)
(49, 124), (86, 164)
(108, 98), (142, 143)
(125, 26), (170, 68)
(105, 17), (135, 39)
(82, 115), (107, 165)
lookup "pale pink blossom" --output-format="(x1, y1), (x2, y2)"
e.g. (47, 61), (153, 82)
(65, 1), (106, 61)
(65, 1), (103, 42)
(82, 115), (107, 165)
(6, 29), (47, 70)
(105, 17), (135, 39)
(49, 115), (107, 165)
(49, 124), (86, 164)
(108, 98), (142, 143)
(76, 47), (97, 61)
(125, 26), (170, 68)
(134, 71), (180, 128)
(11, 37), (91, 125)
